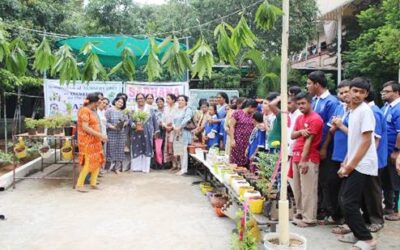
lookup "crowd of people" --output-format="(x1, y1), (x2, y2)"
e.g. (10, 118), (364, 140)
(74, 71), (400, 250)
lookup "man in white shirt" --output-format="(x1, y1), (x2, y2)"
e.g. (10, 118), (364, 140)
(337, 77), (377, 249)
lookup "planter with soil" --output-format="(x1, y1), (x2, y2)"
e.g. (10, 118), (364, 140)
(61, 147), (73, 160)
(210, 193), (229, 208)
(36, 126), (45, 134)
(135, 122), (144, 132)
(39, 145), (52, 158)
(55, 127), (63, 135)
(47, 128), (55, 135)
(264, 233), (306, 250)
(27, 128), (37, 135)
(63, 126), (74, 136)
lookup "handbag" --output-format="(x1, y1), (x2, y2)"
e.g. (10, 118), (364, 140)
(154, 138), (163, 165)
(184, 118), (196, 130)
(183, 107), (196, 130)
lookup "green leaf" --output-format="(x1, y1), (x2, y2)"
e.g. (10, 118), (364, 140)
(188, 36), (214, 80)
(80, 42), (107, 82)
(255, 1), (283, 31)
(143, 37), (162, 81)
(108, 47), (136, 81)
(33, 37), (55, 73)
(232, 15), (257, 52)
(6, 38), (28, 77)
(214, 22), (238, 65)
(51, 45), (80, 85)
(160, 36), (191, 78)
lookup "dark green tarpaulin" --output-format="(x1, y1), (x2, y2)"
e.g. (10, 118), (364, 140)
(56, 35), (186, 68)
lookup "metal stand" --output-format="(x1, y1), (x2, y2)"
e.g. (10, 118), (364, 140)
(12, 133), (77, 189)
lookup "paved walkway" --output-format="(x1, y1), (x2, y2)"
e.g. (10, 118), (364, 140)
(0, 164), (399, 250)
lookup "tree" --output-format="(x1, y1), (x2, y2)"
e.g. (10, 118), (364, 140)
(344, 0), (400, 89)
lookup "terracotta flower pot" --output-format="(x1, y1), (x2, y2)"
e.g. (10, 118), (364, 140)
(37, 126), (45, 134)
(187, 145), (196, 154)
(47, 128), (55, 135)
(135, 122), (144, 132)
(210, 193), (228, 208)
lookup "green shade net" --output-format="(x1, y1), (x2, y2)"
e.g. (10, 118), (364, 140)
(56, 35), (186, 68)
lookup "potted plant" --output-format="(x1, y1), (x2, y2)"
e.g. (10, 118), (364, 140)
(0, 150), (13, 167)
(132, 110), (149, 132)
(63, 115), (74, 136)
(61, 139), (73, 160)
(36, 119), (46, 134)
(54, 116), (65, 134)
(46, 118), (56, 135)
(24, 118), (37, 135)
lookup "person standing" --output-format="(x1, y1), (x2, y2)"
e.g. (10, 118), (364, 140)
(214, 92), (229, 149)
(229, 99), (258, 167)
(106, 97), (128, 174)
(362, 88), (386, 232)
(162, 94), (177, 170)
(246, 112), (266, 172)
(380, 80), (400, 221)
(306, 70), (340, 221)
(324, 80), (352, 225)
(267, 92), (281, 152)
(129, 93), (159, 173)
(76, 93), (107, 192)
(291, 92), (323, 227)
(97, 97), (109, 176)
(203, 104), (219, 149)
(172, 95), (193, 175)
(337, 78), (377, 249)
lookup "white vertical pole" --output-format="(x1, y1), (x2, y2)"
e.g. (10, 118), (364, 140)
(337, 10), (342, 84)
(279, 0), (290, 245)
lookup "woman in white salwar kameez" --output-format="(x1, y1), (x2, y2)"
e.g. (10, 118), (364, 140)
(129, 93), (159, 173)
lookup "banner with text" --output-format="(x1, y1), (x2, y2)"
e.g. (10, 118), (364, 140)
(44, 79), (123, 120)
(125, 81), (189, 109)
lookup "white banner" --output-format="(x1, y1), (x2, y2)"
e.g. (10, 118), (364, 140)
(125, 81), (189, 109)
(44, 79), (123, 120)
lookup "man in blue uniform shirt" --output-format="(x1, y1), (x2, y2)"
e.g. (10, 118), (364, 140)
(380, 81), (400, 221)
(306, 71), (340, 221)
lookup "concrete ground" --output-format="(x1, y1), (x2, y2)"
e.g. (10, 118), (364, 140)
(0, 163), (399, 250)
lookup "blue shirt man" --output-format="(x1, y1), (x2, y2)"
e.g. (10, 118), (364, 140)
(312, 90), (340, 145)
(381, 98), (400, 155)
(328, 104), (349, 162)
(370, 102), (388, 169)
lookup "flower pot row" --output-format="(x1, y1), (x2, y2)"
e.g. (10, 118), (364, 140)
(25, 116), (74, 136)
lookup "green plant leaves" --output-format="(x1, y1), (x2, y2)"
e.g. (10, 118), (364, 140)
(143, 37), (162, 81)
(214, 22), (238, 65)
(255, 0), (283, 31)
(51, 45), (80, 85)
(0, 27), (9, 63)
(188, 36), (214, 80)
(6, 38), (28, 77)
(80, 42), (107, 82)
(232, 15), (257, 51)
(109, 47), (136, 81)
(160, 36), (191, 78)
(33, 37), (55, 73)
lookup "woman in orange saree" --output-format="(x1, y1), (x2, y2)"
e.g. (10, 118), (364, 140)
(76, 93), (108, 192)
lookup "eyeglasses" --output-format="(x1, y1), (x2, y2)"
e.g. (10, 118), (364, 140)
(380, 90), (393, 94)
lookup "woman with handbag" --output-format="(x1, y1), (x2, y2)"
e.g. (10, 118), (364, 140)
(172, 95), (194, 175)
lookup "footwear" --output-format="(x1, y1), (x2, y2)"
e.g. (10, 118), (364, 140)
(367, 224), (383, 233)
(385, 213), (400, 221)
(332, 224), (351, 235)
(76, 186), (89, 193)
(294, 214), (303, 220)
(176, 170), (186, 176)
(351, 240), (377, 250)
(292, 219), (316, 228)
(383, 208), (394, 215)
(338, 233), (358, 244)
